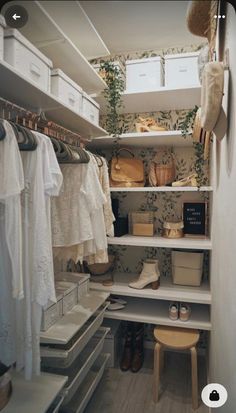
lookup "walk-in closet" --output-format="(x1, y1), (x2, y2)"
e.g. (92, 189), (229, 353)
(0, 1), (235, 413)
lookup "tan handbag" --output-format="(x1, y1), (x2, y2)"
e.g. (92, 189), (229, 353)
(110, 148), (145, 187)
(149, 150), (175, 187)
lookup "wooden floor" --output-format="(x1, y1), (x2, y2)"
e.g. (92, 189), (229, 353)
(85, 351), (208, 413)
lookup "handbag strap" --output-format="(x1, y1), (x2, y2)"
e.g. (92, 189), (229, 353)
(152, 150), (175, 165)
(115, 148), (135, 158)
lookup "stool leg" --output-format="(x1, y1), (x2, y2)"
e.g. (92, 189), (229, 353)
(153, 342), (161, 403)
(190, 346), (198, 410)
(160, 347), (164, 375)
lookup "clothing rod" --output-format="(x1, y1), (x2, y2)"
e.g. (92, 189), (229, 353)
(0, 97), (89, 145)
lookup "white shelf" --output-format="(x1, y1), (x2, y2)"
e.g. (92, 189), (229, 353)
(5, 1), (107, 94)
(0, 60), (107, 139)
(105, 297), (211, 330)
(1, 370), (67, 413)
(93, 85), (201, 114)
(40, 291), (109, 345)
(110, 186), (213, 192)
(89, 130), (193, 148)
(90, 273), (211, 305)
(108, 235), (212, 250)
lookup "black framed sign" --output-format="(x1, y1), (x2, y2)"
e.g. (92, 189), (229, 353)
(183, 202), (207, 236)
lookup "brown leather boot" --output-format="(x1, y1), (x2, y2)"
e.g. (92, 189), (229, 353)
(131, 324), (144, 373)
(120, 328), (133, 371)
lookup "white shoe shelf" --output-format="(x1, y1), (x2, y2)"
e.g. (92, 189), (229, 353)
(108, 235), (212, 250)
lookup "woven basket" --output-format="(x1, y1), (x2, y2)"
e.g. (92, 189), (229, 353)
(86, 255), (115, 276)
(0, 375), (12, 411)
(149, 151), (175, 186)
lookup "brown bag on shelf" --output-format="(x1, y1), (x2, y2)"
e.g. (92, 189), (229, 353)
(110, 148), (145, 187)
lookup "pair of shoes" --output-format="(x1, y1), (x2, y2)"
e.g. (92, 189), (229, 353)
(169, 302), (191, 321)
(120, 323), (144, 373)
(107, 296), (127, 311)
(172, 173), (198, 187)
(128, 259), (160, 290)
(135, 117), (167, 133)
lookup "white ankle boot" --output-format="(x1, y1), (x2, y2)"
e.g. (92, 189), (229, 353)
(129, 259), (160, 290)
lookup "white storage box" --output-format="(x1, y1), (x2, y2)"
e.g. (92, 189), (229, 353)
(4, 28), (53, 92)
(82, 92), (100, 125)
(125, 56), (164, 92)
(0, 15), (6, 60)
(171, 250), (204, 286)
(94, 319), (121, 367)
(164, 52), (200, 87)
(55, 272), (90, 302)
(41, 292), (63, 332)
(51, 69), (82, 113)
(55, 281), (78, 314)
(93, 60), (125, 82)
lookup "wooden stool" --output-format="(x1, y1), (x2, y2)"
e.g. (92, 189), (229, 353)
(153, 326), (200, 410)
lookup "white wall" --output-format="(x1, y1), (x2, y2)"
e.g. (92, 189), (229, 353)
(210, 3), (236, 412)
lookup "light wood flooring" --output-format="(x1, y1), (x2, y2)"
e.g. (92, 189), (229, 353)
(85, 351), (208, 413)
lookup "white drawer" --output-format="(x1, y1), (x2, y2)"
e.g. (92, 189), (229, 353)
(51, 69), (82, 113)
(82, 92), (100, 125)
(4, 29), (52, 92)
(61, 353), (110, 413)
(41, 304), (107, 368)
(164, 52), (200, 87)
(126, 57), (163, 92)
(0, 15), (6, 60)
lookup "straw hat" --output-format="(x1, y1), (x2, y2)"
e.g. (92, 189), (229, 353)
(201, 62), (227, 141)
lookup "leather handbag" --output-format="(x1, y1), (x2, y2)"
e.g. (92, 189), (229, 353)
(110, 148), (145, 187)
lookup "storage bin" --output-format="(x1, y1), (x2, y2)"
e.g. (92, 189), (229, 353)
(55, 281), (78, 314)
(93, 60), (125, 83)
(41, 292), (63, 332)
(55, 272), (90, 302)
(129, 211), (154, 236)
(4, 29), (53, 92)
(171, 250), (204, 286)
(82, 92), (100, 125)
(164, 52), (200, 87)
(0, 15), (6, 60)
(125, 57), (163, 92)
(51, 69), (83, 113)
(95, 319), (121, 367)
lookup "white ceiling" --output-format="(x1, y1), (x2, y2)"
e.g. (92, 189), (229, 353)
(80, 0), (203, 54)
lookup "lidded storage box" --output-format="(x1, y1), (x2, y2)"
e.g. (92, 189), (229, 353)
(164, 52), (200, 87)
(0, 15), (6, 60)
(55, 281), (78, 314)
(82, 91), (100, 125)
(55, 272), (90, 302)
(125, 56), (164, 92)
(41, 291), (63, 332)
(51, 69), (83, 113)
(4, 29), (53, 92)
(171, 250), (204, 286)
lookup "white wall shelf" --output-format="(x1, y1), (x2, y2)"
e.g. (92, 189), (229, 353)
(105, 297), (211, 330)
(92, 85), (201, 114)
(0, 60), (107, 139)
(110, 186), (213, 192)
(108, 235), (212, 250)
(2, 370), (67, 413)
(90, 273), (211, 305)
(5, 1), (107, 94)
(40, 291), (109, 345)
(89, 130), (193, 148)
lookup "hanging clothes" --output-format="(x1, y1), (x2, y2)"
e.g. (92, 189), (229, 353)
(0, 120), (24, 367)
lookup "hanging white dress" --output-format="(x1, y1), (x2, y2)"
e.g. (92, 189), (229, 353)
(16, 131), (62, 379)
(0, 120), (24, 366)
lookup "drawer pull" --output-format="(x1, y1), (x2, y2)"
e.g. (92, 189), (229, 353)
(30, 63), (41, 77)
(139, 73), (147, 77)
(68, 93), (76, 105)
(179, 66), (188, 73)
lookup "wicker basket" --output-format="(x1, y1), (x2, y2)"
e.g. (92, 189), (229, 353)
(0, 374), (12, 411)
(149, 151), (175, 186)
(86, 255), (115, 276)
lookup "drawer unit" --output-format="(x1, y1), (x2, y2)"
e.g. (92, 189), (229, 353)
(0, 15), (6, 60)
(82, 92), (100, 125)
(164, 52), (200, 87)
(41, 293), (63, 332)
(41, 304), (108, 368)
(55, 272), (90, 302)
(4, 29), (53, 92)
(46, 395), (65, 413)
(51, 69), (82, 113)
(95, 319), (121, 367)
(55, 281), (78, 315)
(125, 56), (163, 92)
(61, 354), (110, 413)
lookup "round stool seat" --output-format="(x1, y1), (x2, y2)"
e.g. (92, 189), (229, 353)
(154, 326), (199, 350)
